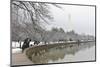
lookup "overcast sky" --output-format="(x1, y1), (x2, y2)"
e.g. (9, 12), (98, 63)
(44, 4), (95, 36)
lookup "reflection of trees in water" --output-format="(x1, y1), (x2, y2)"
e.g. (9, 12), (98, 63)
(30, 42), (95, 64)
(76, 42), (95, 52)
(31, 51), (66, 64)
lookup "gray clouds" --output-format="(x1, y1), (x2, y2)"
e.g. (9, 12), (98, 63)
(45, 4), (95, 36)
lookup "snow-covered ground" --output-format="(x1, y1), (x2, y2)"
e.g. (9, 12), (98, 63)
(11, 41), (66, 53)
(11, 40), (94, 53)
(12, 41), (67, 48)
(12, 48), (22, 53)
(12, 41), (44, 48)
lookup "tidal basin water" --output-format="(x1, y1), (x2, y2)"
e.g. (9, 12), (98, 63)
(30, 42), (95, 64)
(12, 42), (95, 64)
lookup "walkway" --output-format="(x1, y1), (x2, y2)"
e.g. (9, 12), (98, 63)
(12, 49), (33, 66)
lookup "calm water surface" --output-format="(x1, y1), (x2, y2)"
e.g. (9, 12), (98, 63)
(31, 42), (95, 64)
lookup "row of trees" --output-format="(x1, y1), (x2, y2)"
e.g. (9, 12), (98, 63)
(11, 0), (61, 41)
(11, 1), (95, 43)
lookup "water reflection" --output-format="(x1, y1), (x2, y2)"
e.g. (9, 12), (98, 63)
(31, 42), (95, 64)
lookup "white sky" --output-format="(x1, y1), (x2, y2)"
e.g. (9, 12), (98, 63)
(45, 4), (95, 36)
